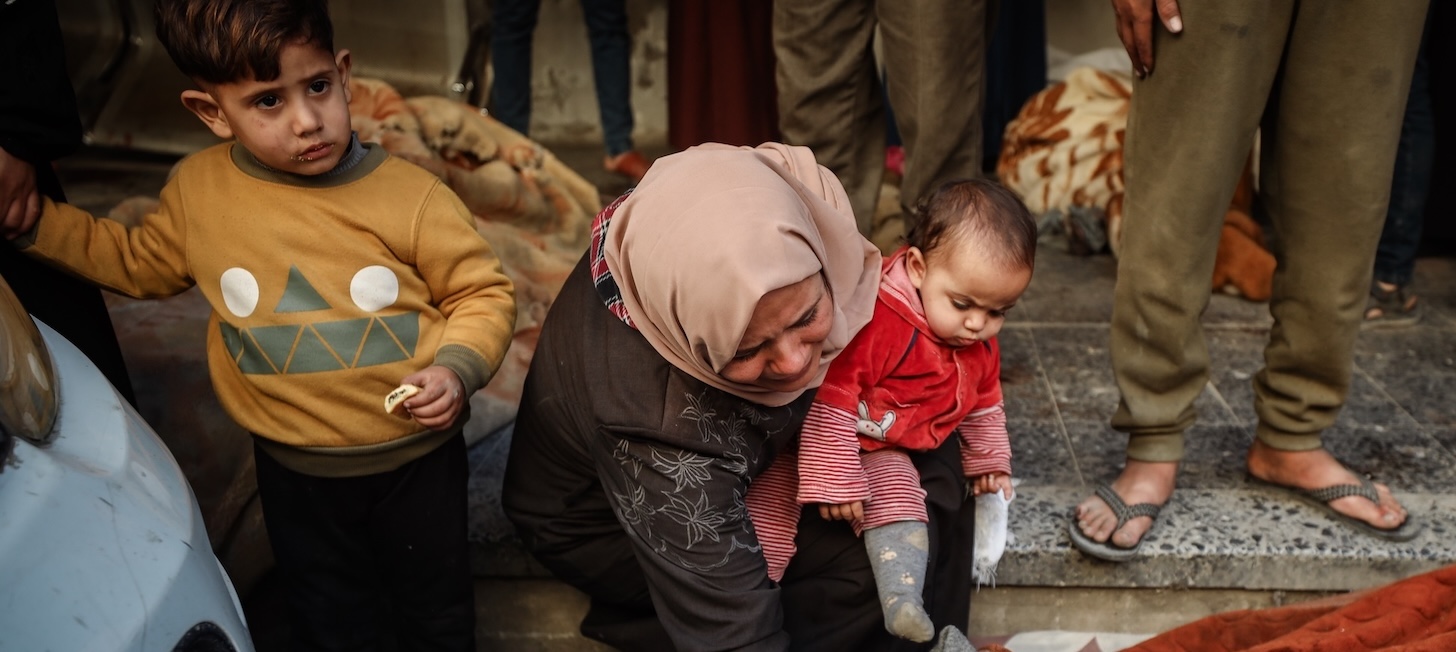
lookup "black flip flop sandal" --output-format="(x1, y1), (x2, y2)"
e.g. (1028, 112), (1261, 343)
(1067, 483), (1165, 562)
(1248, 475), (1421, 542)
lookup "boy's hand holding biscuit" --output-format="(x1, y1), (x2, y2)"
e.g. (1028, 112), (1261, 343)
(388, 365), (466, 431)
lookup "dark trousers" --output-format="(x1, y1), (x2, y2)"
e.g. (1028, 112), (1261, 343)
(1374, 13), (1433, 287)
(255, 435), (474, 652)
(774, 0), (990, 233)
(490, 0), (635, 155)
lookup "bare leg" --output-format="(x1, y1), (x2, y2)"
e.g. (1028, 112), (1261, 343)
(1073, 460), (1176, 548)
(1245, 439), (1408, 530)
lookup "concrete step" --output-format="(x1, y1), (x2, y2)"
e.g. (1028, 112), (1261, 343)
(1000, 484), (1456, 592)
(463, 430), (1456, 648)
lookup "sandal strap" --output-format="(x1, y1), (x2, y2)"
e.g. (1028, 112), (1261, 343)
(1305, 476), (1380, 505)
(1095, 484), (1163, 528)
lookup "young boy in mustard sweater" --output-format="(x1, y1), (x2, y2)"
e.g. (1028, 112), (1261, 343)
(8, 0), (515, 648)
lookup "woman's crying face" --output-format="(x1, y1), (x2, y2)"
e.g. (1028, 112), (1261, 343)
(719, 273), (834, 393)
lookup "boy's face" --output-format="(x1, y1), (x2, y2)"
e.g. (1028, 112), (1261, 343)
(180, 41), (353, 176)
(906, 238), (1031, 347)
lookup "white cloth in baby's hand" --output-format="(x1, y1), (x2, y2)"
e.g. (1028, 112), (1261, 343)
(972, 485), (1013, 588)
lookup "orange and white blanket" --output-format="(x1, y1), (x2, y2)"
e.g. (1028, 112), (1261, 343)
(997, 67), (1132, 257)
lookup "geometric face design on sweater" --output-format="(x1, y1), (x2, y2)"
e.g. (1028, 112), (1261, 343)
(217, 265), (419, 375)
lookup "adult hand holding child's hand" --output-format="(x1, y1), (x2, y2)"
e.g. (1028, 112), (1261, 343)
(397, 365), (467, 430)
(0, 146), (41, 240)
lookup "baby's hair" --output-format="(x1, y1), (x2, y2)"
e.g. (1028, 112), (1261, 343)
(154, 0), (335, 86)
(903, 178), (1037, 272)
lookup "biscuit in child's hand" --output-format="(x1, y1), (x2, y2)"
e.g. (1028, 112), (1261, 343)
(385, 384), (422, 415)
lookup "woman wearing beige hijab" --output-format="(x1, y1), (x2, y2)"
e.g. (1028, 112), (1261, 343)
(503, 143), (979, 650)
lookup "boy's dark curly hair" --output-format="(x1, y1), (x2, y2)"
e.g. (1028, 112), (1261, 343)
(154, 0), (335, 86)
(903, 178), (1038, 271)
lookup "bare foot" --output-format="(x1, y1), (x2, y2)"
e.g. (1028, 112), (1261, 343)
(1075, 460), (1177, 548)
(1246, 440), (1408, 530)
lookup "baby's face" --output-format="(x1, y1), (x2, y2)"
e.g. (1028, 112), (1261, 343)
(204, 41), (354, 175)
(907, 241), (1031, 347)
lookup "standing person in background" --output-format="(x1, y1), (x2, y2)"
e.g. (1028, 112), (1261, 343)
(1365, 9), (1433, 330)
(491, 0), (651, 182)
(1071, 0), (1425, 562)
(0, 0), (136, 404)
(773, 0), (991, 237)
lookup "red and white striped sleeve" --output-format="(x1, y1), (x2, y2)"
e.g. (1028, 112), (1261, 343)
(957, 402), (1012, 478)
(795, 401), (872, 505)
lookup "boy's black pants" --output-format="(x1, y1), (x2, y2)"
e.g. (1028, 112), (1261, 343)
(254, 435), (474, 652)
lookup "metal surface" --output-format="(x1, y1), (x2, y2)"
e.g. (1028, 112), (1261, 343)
(56, 0), (131, 131)
(0, 270), (57, 444)
(0, 314), (253, 651)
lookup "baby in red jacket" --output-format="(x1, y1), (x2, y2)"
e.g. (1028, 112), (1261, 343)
(749, 178), (1037, 643)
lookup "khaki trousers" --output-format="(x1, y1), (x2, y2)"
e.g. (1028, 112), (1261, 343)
(1112, 0), (1429, 462)
(773, 0), (989, 234)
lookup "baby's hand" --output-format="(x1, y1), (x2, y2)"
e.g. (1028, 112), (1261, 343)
(398, 365), (466, 431)
(819, 501), (864, 522)
(972, 473), (1014, 500)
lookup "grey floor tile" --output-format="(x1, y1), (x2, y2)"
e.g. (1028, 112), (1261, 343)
(1180, 424), (1258, 489)
(1353, 329), (1456, 427)
(1340, 372), (1426, 428)
(1205, 329), (1266, 425)
(1017, 246), (1117, 324)
(1424, 426), (1456, 466)
(1321, 424), (1456, 494)
(1201, 293), (1274, 326)
(999, 327), (1059, 422)
(1028, 326), (1119, 423)
(1008, 419), (1082, 487)
(1411, 270), (1456, 327)
(1209, 329), (1425, 431)
(1063, 419), (1133, 486)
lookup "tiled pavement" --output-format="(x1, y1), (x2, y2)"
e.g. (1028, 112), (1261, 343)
(998, 241), (1456, 594)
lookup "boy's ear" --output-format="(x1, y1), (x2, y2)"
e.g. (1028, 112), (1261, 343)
(335, 49), (353, 104)
(180, 89), (234, 140)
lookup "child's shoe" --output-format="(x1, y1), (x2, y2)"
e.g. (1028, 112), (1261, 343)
(884, 145), (906, 179)
(1362, 281), (1420, 330)
(604, 150), (650, 183)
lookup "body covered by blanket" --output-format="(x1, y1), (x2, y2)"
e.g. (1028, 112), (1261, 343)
(1131, 564), (1456, 652)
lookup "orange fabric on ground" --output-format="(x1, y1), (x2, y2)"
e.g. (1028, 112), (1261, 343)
(1131, 565), (1456, 652)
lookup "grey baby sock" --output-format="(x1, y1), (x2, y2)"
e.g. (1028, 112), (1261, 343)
(864, 521), (934, 642)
